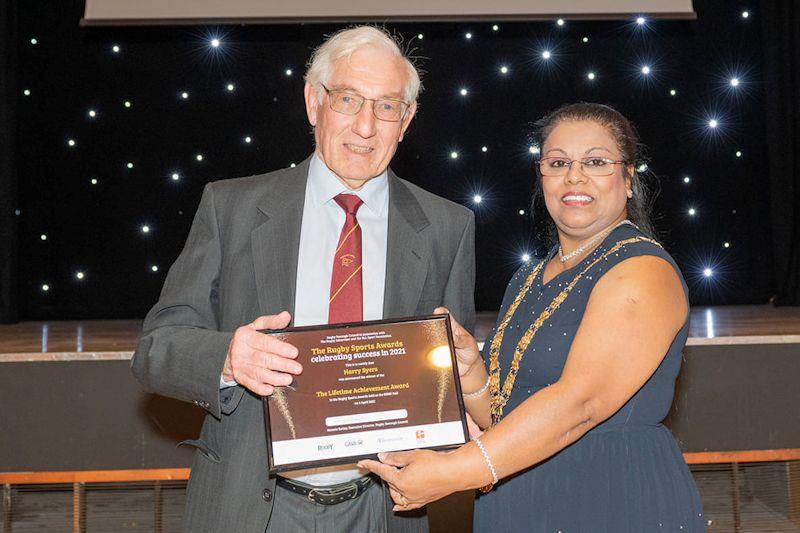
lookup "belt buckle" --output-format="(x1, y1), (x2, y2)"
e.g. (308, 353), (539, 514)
(307, 488), (318, 503)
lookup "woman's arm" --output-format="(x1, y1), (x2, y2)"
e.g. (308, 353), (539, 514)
(362, 255), (688, 507)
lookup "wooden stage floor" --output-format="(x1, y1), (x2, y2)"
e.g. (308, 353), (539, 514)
(1, 305), (799, 361)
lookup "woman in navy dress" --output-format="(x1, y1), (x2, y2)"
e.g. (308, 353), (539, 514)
(361, 103), (705, 532)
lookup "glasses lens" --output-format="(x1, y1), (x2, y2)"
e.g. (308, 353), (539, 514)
(539, 157), (570, 176)
(581, 158), (615, 176)
(329, 92), (363, 115)
(373, 100), (405, 122)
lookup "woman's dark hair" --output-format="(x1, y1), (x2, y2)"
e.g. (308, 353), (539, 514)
(530, 102), (657, 247)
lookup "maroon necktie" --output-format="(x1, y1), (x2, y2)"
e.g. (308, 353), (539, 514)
(328, 194), (364, 324)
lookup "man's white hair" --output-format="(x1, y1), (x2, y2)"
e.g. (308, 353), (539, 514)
(305, 26), (421, 105)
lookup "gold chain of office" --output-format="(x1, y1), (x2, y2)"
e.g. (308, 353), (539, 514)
(488, 236), (662, 425)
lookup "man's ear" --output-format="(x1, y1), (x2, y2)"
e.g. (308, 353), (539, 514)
(304, 82), (320, 127)
(397, 101), (418, 142)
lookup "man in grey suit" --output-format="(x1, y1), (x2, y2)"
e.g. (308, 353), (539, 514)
(132, 26), (475, 532)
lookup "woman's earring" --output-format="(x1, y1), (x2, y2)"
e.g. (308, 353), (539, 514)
(626, 189), (633, 199)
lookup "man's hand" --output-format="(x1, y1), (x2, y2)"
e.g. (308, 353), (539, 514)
(222, 311), (302, 396)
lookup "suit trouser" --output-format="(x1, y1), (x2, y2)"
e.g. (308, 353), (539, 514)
(267, 480), (428, 533)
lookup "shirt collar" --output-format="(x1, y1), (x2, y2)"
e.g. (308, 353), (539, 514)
(308, 152), (389, 216)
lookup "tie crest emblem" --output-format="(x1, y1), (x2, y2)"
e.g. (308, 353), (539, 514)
(340, 253), (356, 267)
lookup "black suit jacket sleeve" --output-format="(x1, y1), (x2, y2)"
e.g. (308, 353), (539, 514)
(132, 183), (232, 419)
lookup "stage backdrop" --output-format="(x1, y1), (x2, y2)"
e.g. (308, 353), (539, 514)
(14, 0), (774, 319)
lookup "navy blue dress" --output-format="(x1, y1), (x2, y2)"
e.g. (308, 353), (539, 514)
(473, 224), (705, 532)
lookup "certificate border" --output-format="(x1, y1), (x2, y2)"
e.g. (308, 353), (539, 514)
(260, 314), (469, 474)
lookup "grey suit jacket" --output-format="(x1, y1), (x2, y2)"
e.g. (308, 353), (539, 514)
(131, 156), (476, 532)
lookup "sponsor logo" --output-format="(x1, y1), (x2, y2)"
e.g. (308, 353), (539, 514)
(415, 430), (425, 440)
(344, 439), (364, 447)
(377, 436), (403, 444)
(317, 443), (334, 451)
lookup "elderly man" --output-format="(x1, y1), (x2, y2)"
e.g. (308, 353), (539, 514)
(132, 26), (475, 533)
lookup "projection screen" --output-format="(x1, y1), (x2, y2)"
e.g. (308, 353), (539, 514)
(82, 0), (695, 25)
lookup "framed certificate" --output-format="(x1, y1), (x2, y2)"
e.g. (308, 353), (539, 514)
(261, 315), (469, 473)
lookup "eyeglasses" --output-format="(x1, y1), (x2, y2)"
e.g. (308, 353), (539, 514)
(321, 84), (410, 122)
(537, 157), (628, 177)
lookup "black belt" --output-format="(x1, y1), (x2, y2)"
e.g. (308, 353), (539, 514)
(276, 475), (374, 505)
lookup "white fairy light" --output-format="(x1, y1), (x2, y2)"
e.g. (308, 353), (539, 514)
(180, 91), (189, 99)
(23, 89), (31, 96)
(519, 209), (525, 215)
(112, 44), (120, 53)
(636, 17), (646, 25)
(91, 178), (98, 185)
(703, 267), (713, 278)
(141, 225), (150, 234)
(741, 11), (749, 19)
(587, 71), (596, 80)
(556, 18), (565, 26)
(522, 253), (531, 262)
(492, 25), (499, 31)
(196, 154), (204, 161)
(67, 139), (76, 147)
(500, 65), (509, 74)
(226, 83), (235, 92)
(450, 151), (459, 159)
(641, 65), (651, 75)
(481, 146), (488, 152)
(735, 150), (742, 157)
(688, 207), (697, 216)
(285, 68), (293, 76)
(40, 234), (47, 241)
(31, 38), (38, 45)
(465, 32), (472, 39)
(244, 136), (252, 143)
(582, 36), (589, 43)
(75, 271), (85, 280)
(151, 265), (159, 272)
(290, 163), (296, 168)
(171, 173), (180, 181)
(88, 109), (97, 118)
(459, 88), (468, 96)
(417, 33), (424, 39)
(683, 176), (691, 184)
(723, 242), (730, 248)
(210, 38), (220, 48)
(529, 145), (540, 155)
(542, 50), (552, 60)
(41, 284), (50, 292)
(473, 194), (482, 204)
(670, 89), (677, 96)
(127, 162), (134, 169)
(124, 100), (131, 108)
(708, 119), (718, 128)
(730, 77), (740, 87)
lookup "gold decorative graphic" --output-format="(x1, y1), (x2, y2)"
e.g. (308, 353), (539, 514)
(271, 386), (297, 440)
(340, 253), (356, 267)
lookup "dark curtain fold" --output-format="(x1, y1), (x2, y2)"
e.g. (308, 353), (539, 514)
(762, 0), (800, 305)
(0, 0), (19, 323)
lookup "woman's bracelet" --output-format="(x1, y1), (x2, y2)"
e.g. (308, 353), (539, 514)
(473, 435), (498, 491)
(462, 375), (490, 398)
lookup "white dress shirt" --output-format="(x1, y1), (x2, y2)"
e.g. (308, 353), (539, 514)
(281, 154), (389, 486)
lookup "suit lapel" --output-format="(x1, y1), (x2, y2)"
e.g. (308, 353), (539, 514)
(383, 171), (430, 318)
(251, 158), (311, 319)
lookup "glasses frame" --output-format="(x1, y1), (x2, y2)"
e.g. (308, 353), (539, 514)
(536, 156), (629, 177)
(320, 83), (410, 122)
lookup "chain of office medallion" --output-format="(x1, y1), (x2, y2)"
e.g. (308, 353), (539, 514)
(489, 236), (661, 424)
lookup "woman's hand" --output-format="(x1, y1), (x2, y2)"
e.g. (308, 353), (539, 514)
(358, 449), (463, 511)
(434, 307), (482, 378)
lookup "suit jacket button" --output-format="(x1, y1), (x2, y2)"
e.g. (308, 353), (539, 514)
(262, 488), (273, 502)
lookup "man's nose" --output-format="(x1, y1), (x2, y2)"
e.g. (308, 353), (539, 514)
(351, 103), (377, 138)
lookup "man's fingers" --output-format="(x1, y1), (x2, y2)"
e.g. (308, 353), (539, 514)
(248, 311), (291, 331)
(247, 331), (299, 360)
